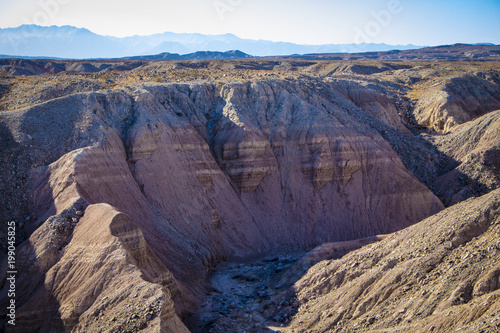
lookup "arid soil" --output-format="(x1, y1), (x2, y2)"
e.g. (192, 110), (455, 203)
(0, 54), (499, 332)
(282, 188), (500, 333)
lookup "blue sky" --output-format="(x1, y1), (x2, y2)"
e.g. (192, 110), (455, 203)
(0, 0), (499, 45)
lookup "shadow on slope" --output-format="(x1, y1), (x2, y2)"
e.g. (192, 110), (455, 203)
(188, 189), (499, 333)
(277, 188), (500, 332)
(184, 236), (389, 332)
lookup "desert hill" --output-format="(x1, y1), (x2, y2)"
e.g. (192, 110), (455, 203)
(1, 44), (500, 77)
(283, 43), (500, 62)
(0, 53), (499, 332)
(277, 187), (500, 332)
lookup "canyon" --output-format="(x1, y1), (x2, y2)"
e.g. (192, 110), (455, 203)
(0, 52), (500, 332)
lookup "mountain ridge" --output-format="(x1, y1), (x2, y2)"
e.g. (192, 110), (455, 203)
(120, 50), (252, 61)
(0, 24), (421, 59)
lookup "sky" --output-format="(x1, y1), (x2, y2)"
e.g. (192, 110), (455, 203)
(0, 0), (499, 46)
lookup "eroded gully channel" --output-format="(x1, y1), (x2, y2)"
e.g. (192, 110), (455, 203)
(184, 252), (307, 333)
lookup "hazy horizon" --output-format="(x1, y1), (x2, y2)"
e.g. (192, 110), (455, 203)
(0, 0), (499, 46)
(1, 23), (430, 47)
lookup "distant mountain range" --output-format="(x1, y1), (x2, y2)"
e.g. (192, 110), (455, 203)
(2, 44), (500, 77)
(0, 25), (423, 59)
(279, 44), (500, 62)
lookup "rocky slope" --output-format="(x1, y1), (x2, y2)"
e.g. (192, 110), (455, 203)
(278, 188), (500, 333)
(0, 58), (499, 332)
(431, 110), (500, 205)
(184, 190), (500, 333)
(7, 202), (190, 332)
(410, 72), (500, 133)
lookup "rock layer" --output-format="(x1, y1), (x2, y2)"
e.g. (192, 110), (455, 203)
(0, 79), (444, 331)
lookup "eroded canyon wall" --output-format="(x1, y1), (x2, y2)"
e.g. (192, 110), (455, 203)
(0, 79), (446, 331)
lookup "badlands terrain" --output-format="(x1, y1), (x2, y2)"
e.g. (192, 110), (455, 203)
(1, 46), (500, 332)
